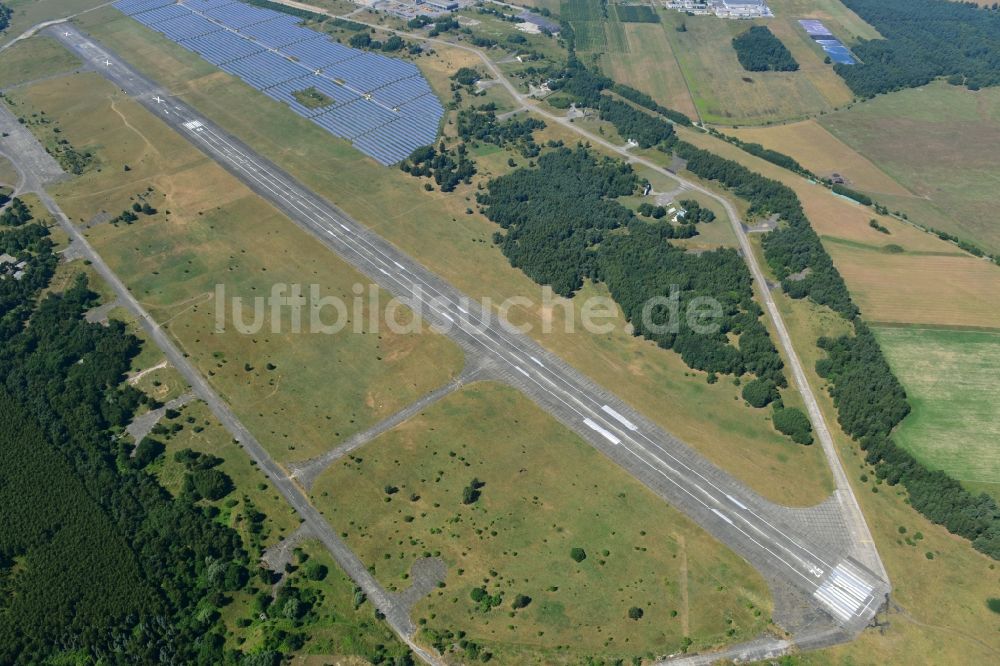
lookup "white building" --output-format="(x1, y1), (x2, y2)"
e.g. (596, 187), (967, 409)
(664, 0), (772, 19)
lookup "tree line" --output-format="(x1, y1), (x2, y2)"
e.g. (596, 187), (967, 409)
(0, 3), (10, 33)
(838, 0), (1000, 95)
(731, 26), (799, 72)
(456, 104), (546, 157)
(477, 146), (788, 391)
(673, 132), (1000, 559)
(672, 140), (859, 319)
(816, 323), (1000, 559)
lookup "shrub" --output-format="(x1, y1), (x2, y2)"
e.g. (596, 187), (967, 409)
(772, 406), (813, 445)
(570, 547), (587, 563)
(627, 606), (644, 620)
(741, 378), (778, 408)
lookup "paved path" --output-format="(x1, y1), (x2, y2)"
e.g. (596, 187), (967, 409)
(125, 391), (195, 444)
(287, 363), (484, 489)
(298, 0), (886, 581)
(0, 101), (442, 666)
(51, 23), (890, 646)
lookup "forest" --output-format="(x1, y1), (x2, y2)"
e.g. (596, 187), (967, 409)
(478, 147), (787, 390)
(731, 26), (799, 72)
(816, 324), (1000, 559)
(0, 3), (9, 33)
(669, 135), (1000, 558)
(456, 104), (546, 157)
(597, 96), (676, 148)
(672, 140), (858, 319)
(838, 0), (1000, 95)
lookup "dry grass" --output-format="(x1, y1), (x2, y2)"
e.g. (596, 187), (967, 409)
(593, 20), (699, 122)
(819, 81), (1000, 253)
(767, 0), (881, 43)
(677, 126), (1000, 329)
(0, 35), (80, 89)
(75, 7), (838, 506)
(728, 120), (913, 197)
(770, 289), (1000, 666)
(312, 382), (773, 663)
(14, 70), (464, 465)
(827, 246), (1000, 328)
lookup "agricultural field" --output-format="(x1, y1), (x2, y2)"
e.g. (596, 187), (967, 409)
(873, 327), (1000, 500)
(573, 5), (853, 126)
(767, 0), (881, 44)
(819, 81), (1000, 254)
(74, 6), (837, 507)
(761, 272), (1000, 666)
(7, 69), (463, 465)
(312, 382), (773, 663)
(728, 120), (913, 197)
(676, 125), (1000, 330)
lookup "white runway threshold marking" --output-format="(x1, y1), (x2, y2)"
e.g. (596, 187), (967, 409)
(813, 561), (874, 622)
(182, 120), (203, 130)
(726, 493), (749, 511)
(583, 417), (621, 445)
(601, 404), (638, 431)
(711, 508), (734, 525)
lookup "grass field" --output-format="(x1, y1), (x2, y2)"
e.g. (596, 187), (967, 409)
(0, 154), (19, 187)
(728, 120), (913, 197)
(0, 0), (107, 41)
(676, 126), (1000, 330)
(8, 69), (463, 465)
(767, 0), (880, 44)
(73, 8), (837, 506)
(763, 276), (1000, 666)
(312, 382), (773, 663)
(873, 327), (1000, 498)
(600, 10), (851, 125)
(819, 81), (1000, 254)
(0, 35), (80, 89)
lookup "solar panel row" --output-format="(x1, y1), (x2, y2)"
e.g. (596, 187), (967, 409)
(112, 0), (443, 164)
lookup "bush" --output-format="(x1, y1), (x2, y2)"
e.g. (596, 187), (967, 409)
(511, 594), (532, 609)
(305, 562), (328, 581)
(570, 547), (587, 563)
(627, 606), (644, 620)
(132, 437), (165, 468)
(741, 378), (778, 408)
(772, 406), (813, 445)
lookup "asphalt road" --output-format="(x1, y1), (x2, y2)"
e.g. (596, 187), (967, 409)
(47, 22), (890, 640)
(272, 0), (887, 583)
(0, 89), (442, 666)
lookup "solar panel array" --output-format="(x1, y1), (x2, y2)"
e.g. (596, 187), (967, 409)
(113, 0), (444, 164)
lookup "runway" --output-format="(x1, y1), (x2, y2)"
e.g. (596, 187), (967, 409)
(49, 23), (888, 638)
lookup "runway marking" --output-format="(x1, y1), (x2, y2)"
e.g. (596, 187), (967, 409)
(440, 312), (454, 322)
(726, 494), (749, 511)
(339, 223), (349, 231)
(812, 562), (874, 622)
(379, 268), (389, 275)
(530, 356), (544, 368)
(457, 305), (469, 314)
(583, 417), (621, 445)
(514, 366), (529, 378)
(601, 404), (638, 431)
(78, 40), (861, 602)
(393, 261), (404, 269)
(711, 508), (733, 525)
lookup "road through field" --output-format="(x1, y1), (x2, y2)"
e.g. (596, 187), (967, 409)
(47, 21), (891, 652)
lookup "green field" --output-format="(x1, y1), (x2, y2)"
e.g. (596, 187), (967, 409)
(73, 7), (837, 507)
(572, 5), (854, 126)
(312, 382), (772, 663)
(874, 327), (1000, 499)
(820, 81), (1000, 254)
(6, 70), (464, 465)
(0, 35), (80, 89)
(0, 0), (107, 41)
